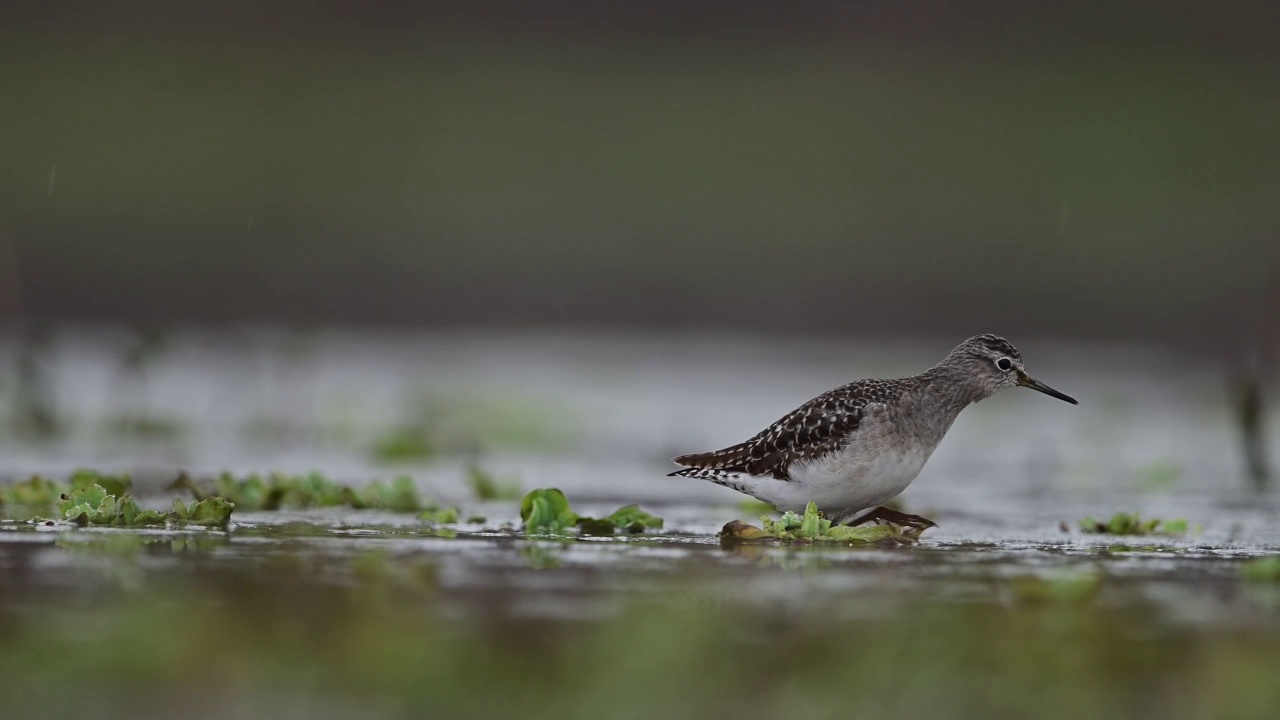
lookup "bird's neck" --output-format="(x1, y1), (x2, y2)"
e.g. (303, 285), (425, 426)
(903, 365), (986, 433)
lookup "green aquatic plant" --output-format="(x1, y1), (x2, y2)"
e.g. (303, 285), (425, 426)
(0, 471), (133, 510)
(47, 484), (232, 528)
(56, 484), (165, 526)
(1241, 556), (1280, 582)
(420, 506), (460, 524)
(519, 489), (665, 536)
(170, 496), (235, 527)
(68, 470), (133, 498)
(520, 488), (579, 534)
(603, 504), (664, 534)
(576, 506), (665, 536)
(719, 502), (906, 544)
(0, 475), (65, 507)
(1078, 513), (1188, 536)
(358, 476), (425, 512)
(467, 463), (522, 500)
(173, 472), (433, 513)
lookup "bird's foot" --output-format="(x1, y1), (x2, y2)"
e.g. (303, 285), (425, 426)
(842, 506), (937, 534)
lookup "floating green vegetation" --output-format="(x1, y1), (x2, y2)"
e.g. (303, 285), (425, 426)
(519, 488), (664, 536)
(577, 504), (665, 536)
(719, 502), (909, 544)
(69, 470), (133, 497)
(467, 463), (522, 500)
(370, 426), (435, 463)
(362, 476), (427, 512)
(1098, 544), (1172, 554)
(1241, 556), (1280, 582)
(47, 484), (232, 528)
(0, 475), (64, 507)
(520, 488), (579, 534)
(173, 472), (436, 513)
(1078, 513), (1189, 536)
(0, 470), (133, 511)
(604, 504), (664, 533)
(420, 506), (460, 524)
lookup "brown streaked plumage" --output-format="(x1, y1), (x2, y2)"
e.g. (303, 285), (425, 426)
(668, 334), (1077, 527)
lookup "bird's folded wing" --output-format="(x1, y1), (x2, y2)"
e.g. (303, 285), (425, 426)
(740, 390), (874, 480)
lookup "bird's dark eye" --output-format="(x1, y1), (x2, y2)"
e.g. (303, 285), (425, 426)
(996, 357), (1013, 371)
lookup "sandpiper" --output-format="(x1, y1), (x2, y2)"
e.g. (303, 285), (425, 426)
(669, 334), (1077, 529)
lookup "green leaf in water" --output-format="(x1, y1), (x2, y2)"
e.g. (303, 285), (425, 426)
(363, 475), (423, 512)
(0, 476), (64, 507)
(797, 503), (826, 539)
(1078, 512), (1189, 536)
(69, 469), (132, 497)
(825, 524), (897, 543)
(576, 517), (618, 536)
(519, 488), (579, 534)
(421, 506), (460, 524)
(172, 497), (235, 528)
(174, 471), (437, 513)
(51, 485), (192, 527)
(604, 504), (664, 534)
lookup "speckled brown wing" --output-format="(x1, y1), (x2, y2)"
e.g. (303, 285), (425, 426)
(669, 379), (907, 482)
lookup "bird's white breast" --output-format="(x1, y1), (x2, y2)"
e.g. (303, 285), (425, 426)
(752, 435), (938, 516)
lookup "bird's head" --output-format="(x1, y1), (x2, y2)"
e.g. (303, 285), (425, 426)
(944, 334), (1078, 405)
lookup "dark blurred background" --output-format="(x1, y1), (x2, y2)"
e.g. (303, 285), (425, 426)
(2, 1), (1278, 352)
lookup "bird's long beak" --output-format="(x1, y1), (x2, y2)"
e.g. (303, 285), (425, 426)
(1017, 373), (1078, 405)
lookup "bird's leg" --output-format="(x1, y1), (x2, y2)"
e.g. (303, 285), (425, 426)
(837, 507), (882, 527)
(840, 506), (937, 530)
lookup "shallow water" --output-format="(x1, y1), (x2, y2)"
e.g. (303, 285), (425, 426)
(1, 327), (1277, 630)
(0, 327), (1274, 712)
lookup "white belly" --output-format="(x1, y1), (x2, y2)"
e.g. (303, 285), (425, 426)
(740, 441), (936, 516)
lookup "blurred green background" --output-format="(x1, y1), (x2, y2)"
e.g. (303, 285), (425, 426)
(1, 1), (1277, 348)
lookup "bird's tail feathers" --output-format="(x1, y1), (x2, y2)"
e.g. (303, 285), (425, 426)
(667, 443), (752, 479)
